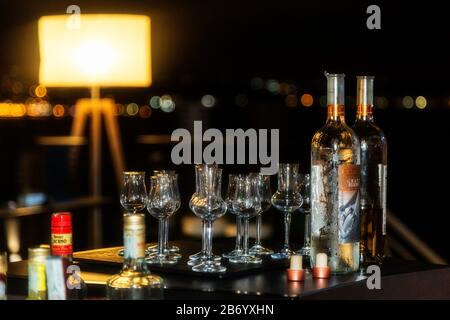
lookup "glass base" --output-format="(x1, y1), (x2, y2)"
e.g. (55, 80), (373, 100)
(270, 248), (293, 260)
(249, 244), (273, 256)
(297, 245), (311, 257)
(229, 254), (262, 264)
(192, 260), (226, 273)
(146, 244), (180, 254)
(107, 271), (163, 300)
(222, 249), (243, 259)
(145, 253), (179, 265)
(187, 252), (221, 266)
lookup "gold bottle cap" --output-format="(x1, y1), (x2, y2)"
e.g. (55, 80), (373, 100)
(124, 213), (145, 228)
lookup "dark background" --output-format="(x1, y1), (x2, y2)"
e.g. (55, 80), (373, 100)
(0, 0), (449, 260)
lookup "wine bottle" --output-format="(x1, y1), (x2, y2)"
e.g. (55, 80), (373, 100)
(310, 72), (361, 274)
(352, 76), (387, 266)
(107, 213), (163, 300)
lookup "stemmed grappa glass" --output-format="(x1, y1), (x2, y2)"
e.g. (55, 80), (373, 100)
(249, 174), (273, 256)
(297, 173), (311, 262)
(147, 170), (180, 255)
(271, 163), (303, 260)
(222, 174), (243, 259)
(120, 171), (148, 213)
(146, 174), (181, 264)
(229, 174), (262, 264)
(118, 171), (148, 256)
(190, 164), (227, 273)
(188, 165), (221, 266)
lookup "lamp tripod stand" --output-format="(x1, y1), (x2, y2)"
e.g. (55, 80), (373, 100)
(70, 87), (125, 248)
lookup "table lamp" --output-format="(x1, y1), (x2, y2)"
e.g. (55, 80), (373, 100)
(38, 14), (151, 247)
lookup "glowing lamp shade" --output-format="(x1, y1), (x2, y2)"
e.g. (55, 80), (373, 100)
(38, 14), (151, 87)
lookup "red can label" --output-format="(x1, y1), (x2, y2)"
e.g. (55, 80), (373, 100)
(51, 233), (73, 255)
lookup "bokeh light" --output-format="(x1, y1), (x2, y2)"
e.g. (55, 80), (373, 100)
(375, 96), (389, 109)
(285, 94), (297, 107)
(201, 94), (216, 108)
(300, 93), (314, 107)
(114, 103), (125, 116)
(126, 103), (139, 116)
(279, 82), (290, 95)
(35, 85), (47, 98)
(235, 94), (248, 107)
(52, 104), (65, 117)
(161, 95), (175, 112)
(402, 96), (414, 109)
(139, 105), (152, 118)
(415, 96), (427, 109)
(150, 96), (161, 109)
(266, 79), (280, 94)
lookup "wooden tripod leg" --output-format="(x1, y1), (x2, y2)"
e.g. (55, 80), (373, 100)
(68, 102), (88, 175)
(103, 100), (126, 190)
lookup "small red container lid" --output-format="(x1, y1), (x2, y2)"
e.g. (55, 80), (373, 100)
(51, 212), (72, 228)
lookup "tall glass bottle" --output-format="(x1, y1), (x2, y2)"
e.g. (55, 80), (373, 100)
(107, 214), (163, 299)
(310, 73), (361, 274)
(352, 76), (387, 267)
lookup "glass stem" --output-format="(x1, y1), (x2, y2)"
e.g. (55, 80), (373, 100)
(243, 217), (249, 255)
(158, 218), (165, 256)
(164, 218), (169, 250)
(235, 216), (242, 251)
(205, 220), (213, 259)
(201, 219), (207, 254)
(283, 212), (291, 250)
(304, 211), (311, 247)
(255, 213), (262, 246)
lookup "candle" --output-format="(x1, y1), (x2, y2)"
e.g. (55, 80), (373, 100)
(316, 253), (328, 268)
(290, 255), (303, 270)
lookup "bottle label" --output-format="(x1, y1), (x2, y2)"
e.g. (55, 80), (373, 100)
(379, 164), (388, 235)
(29, 260), (47, 293)
(51, 233), (73, 255)
(124, 226), (145, 259)
(0, 281), (5, 300)
(338, 164), (360, 243)
(45, 257), (67, 300)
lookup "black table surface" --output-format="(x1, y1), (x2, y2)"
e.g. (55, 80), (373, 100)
(7, 240), (450, 299)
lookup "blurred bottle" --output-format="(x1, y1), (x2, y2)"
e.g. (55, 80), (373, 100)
(0, 252), (7, 300)
(352, 76), (387, 267)
(28, 246), (50, 300)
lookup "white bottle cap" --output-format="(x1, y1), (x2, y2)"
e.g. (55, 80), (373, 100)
(316, 253), (328, 268)
(290, 255), (303, 270)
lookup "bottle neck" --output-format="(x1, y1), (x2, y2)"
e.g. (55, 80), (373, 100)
(327, 104), (346, 122)
(122, 213), (147, 272)
(356, 76), (374, 122)
(356, 104), (374, 122)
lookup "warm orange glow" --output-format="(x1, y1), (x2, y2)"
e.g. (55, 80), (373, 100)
(139, 105), (152, 118)
(53, 104), (65, 117)
(0, 103), (27, 117)
(38, 14), (151, 87)
(301, 93), (314, 107)
(35, 85), (47, 98)
(285, 94), (297, 107)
